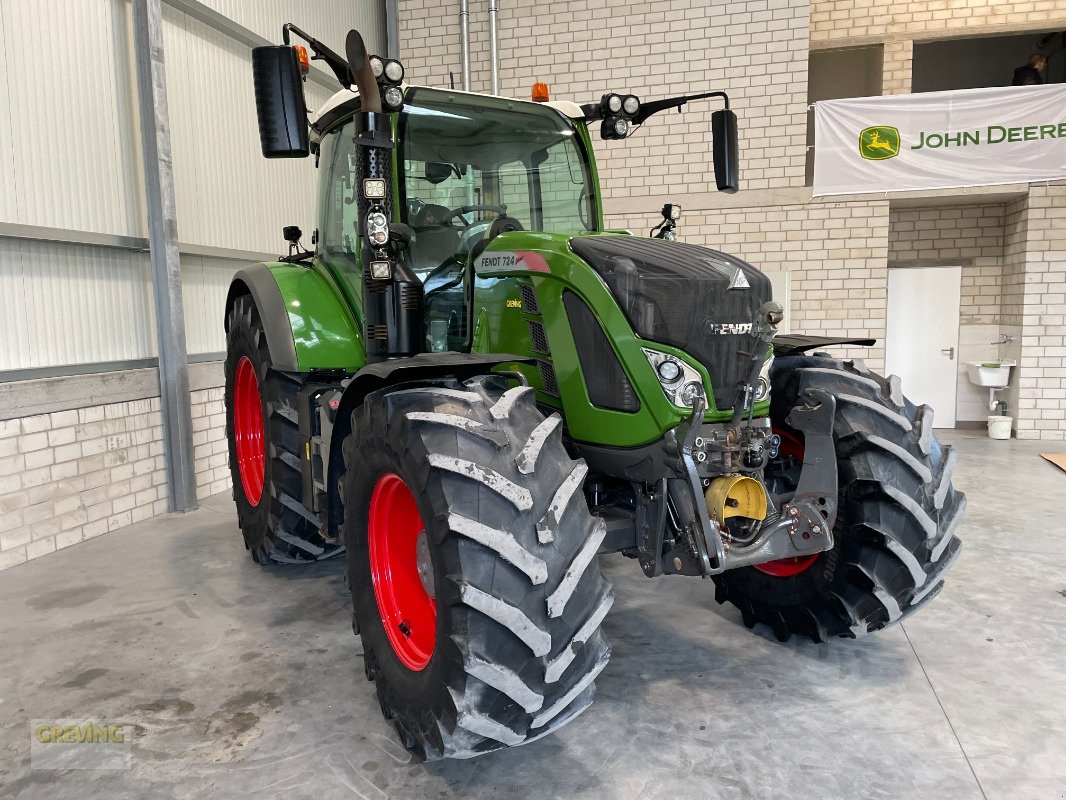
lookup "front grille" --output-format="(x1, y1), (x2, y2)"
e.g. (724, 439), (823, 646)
(568, 236), (771, 410)
(520, 283), (540, 314)
(367, 324), (388, 340)
(528, 320), (550, 354)
(538, 361), (559, 396)
(562, 290), (639, 413)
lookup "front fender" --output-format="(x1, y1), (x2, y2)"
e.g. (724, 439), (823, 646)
(225, 261), (365, 373)
(324, 353), (531, 538)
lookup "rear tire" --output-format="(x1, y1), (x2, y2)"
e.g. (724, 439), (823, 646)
(224, 295), (339, 565)
(342, 375), (613, 760)
(712, 354), (964, 642)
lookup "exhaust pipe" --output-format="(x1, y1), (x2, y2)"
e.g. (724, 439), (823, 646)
(459, 0), (471, 91)
(488, 0), (499, 94)
(345, 30), (422, 362)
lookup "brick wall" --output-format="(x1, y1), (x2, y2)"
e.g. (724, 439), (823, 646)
(1015, 184), (1066, 440)
(881, 40), (912, 95)
(399, 0), (811, 198)
(0, 384), (229, 571)
(888, 203), (1006, 325)
(810, 0), (1066, 45)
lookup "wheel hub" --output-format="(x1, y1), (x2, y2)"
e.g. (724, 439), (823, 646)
(233, 356), (265, 506)
(368, 473), (437, 671)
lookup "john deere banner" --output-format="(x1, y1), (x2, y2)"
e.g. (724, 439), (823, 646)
(813, 84), (1066, 196)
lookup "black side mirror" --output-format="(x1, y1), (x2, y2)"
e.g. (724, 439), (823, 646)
(711, 109), (739, 193)
(251, 46), (310, 158)
(424, 162), (453, 184)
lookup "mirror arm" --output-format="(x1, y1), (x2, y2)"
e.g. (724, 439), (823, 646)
(631, 90), (730, 125)
(282, 23), (352, 87)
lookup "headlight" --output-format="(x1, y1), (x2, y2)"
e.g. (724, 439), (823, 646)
(367, 211), (389, 246)
(369, 56), (384, 78)
(657, 360), (681, 383)
(384, 59), (404, 83)
(622, 95), (640, 115)
(643, 348), (706, 409)
(606, 93), (622, 113)
(383, 85), (404, 109)
(679, 382), (704, 408)
(613, 118), (629, 137)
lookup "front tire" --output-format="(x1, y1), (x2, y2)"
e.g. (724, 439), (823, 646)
(224, 295), (339, 564)
(712, 354), (965, 642)
(342, 376), (613, 760)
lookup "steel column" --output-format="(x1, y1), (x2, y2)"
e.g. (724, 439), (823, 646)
(386, 0), (401, 59)
(459, 0), (471, 91)
(132, 0), (198, 513)
(488, 0), (499, 95)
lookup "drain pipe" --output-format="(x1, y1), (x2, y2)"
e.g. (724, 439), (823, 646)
(488, 0), (499, 94)
(459, 0), (471, 91)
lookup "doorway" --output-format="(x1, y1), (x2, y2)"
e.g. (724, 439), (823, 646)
(885, 266), (962, 428)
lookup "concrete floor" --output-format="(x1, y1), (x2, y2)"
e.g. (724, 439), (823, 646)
(1, 431), (1064, 799)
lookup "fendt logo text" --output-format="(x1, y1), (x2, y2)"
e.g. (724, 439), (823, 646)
(859, 126), (900, 160)
(704, 322), (753, 335)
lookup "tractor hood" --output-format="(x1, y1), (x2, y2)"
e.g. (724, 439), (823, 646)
(568, 236), (772, 409)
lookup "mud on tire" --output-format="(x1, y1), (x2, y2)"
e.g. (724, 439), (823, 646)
(712, 354), (965, 642)
(342, 375), (614, 760)
(224, 294), (339, 565)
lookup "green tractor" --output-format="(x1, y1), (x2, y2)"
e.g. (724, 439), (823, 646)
(225, 26), (964, 760)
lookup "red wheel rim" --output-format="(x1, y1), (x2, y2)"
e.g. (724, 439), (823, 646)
(753, 428), (819, 578)
(233, 356), (265, 506)
(368, 473), (436, 671)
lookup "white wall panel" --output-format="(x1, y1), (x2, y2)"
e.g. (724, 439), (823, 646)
(0, 0), (381, 374)
(0, 0), (144, 237)
(0, 239), (155, 370)
(180, 253), (244, 355)
(199, 0), (385, 54)
(0, 238), (249, 371)
(162, 5), (333, 253)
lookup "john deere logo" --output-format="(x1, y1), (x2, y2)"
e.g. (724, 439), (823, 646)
(859, 126), (900, 160)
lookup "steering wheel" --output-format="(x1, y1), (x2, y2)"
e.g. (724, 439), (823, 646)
(436, 204), (509, 228)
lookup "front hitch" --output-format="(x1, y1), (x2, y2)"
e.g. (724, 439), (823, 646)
(664, 389), (838, 576)
(708, 388), (837, 572)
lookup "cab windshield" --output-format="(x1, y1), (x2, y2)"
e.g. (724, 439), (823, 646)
(399, 87), (597, 275)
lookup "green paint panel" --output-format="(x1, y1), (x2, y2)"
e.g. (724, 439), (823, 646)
(471, 231), (769, 448)
(266, 261), (366, 372)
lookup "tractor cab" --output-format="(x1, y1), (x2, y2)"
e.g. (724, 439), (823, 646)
(313, 86), (599, 353)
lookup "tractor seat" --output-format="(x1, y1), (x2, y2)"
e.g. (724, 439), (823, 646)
(409, 204), (462, 273)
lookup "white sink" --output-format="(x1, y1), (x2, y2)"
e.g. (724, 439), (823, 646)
(967, 361), (1015, 388)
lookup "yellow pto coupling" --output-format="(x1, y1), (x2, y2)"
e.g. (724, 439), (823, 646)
(705, 475), (769, 526)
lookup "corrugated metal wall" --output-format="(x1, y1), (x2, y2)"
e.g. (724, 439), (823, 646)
(199, 0), (385, 50)
(0, 0), (143, 236)
(0, 0), (384, 373)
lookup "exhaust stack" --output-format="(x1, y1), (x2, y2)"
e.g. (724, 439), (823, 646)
(345, 30), (423, 362)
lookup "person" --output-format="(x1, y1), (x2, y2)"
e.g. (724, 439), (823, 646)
(1012, 53), (1048, 86)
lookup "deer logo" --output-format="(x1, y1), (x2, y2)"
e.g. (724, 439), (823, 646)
(858, 126), (901, 160)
